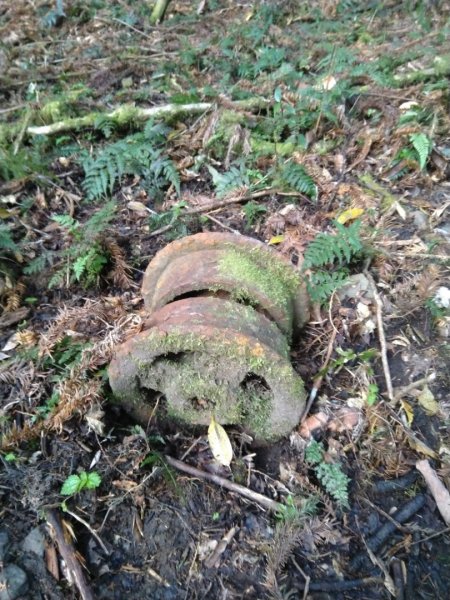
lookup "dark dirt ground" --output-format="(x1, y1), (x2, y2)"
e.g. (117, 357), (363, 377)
(1, 1), (450, 599)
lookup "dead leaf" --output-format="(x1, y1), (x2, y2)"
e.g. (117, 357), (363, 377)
(112, 479), (139, 491)
(299, 412), (330, 438)
(127, 201), (149, 216)
(407, 433), (438, 459)
(336, 207), (364, 224)
(417, 386), (439, 416)
(208, 415), (233, 466)
(268, 234), (285, 245)
(401, 400), (414, 425)
(393, 201), (407, 220)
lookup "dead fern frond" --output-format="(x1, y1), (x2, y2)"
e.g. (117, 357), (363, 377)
(50, 373), (102, 432)
(390, 264), (442, 312)
(4, 282), (26, 312)
(38, 298), (126, 357)
(265, 520), (306, 598)
(16, 329), (38, 348)
(105, 238), (135, 290)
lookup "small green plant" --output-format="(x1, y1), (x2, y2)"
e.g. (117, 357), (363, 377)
(305, 440), (350, 508)
(242, 201), (267, 228)
(366, 383), (379, 406)
(60, 470), (101, 496)
(2, 452), (18, 463)
(208, 162), (250, 198)
(48, 201), (116, 288)
(409, 132), (432, 170)
(302, 220), (363, 304)
(275, 494), (299, 522)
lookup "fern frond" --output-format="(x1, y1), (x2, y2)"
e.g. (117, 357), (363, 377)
(303, 220), (362, 269)
(82, 135), (180, 201)
(307, 270), (349, 304)
(409, 132), (431, 170)
(208, 163), (249, 198)
(0, 223), (17, 252)
(279, 162), (317, 200)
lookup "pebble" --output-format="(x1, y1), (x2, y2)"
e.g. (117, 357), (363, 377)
(22, 526), (46, 557)
(0, 564), (28, 600)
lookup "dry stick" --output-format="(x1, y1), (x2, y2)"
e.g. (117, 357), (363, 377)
(63, 508), (110, 555)
(205, 213), (241, 234)
(416, 459), (450, 526)
(365, 272), (394, 403)
(164, 455), (283, 513)
(46, 509), (94, 600)
(204, 527), (238, 568)
(148, 188), (288, 239)
(27, 97), (269, 136)
(300, 327), (338, 423)
(393, 373), (436, 401)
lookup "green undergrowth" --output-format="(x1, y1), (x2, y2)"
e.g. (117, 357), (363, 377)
(305, 440), (350, 508)
(302, 220), (364, 305)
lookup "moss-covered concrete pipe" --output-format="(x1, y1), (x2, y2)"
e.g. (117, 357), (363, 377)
(141, 232), (309, 340)
(109, 297), (306, 442)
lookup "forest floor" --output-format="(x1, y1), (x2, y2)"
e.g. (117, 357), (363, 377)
(0, 1), (450, 599)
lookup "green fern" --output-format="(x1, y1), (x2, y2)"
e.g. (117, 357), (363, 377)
(0, 223), (17, 253)
(49, 201), (116, 288)
(208, 163), (250, 198)
(409, 132), (431, 170)
(305, 440), (349, 508)
(23, 253), (51, 276)
(279, 162), (317, 201)
(307, 270), (350, 304)
(82, 131), (180, 201)
(302, 220), (363, 304)
(303, 221), (362, 269)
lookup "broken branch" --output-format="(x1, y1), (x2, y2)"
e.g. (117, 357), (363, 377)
(416, 459), (450, 526)
(164, 455), (284, 513)
(27, 98), (269, 137)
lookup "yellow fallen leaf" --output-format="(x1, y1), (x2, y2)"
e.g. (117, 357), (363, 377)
(400, 400), (414, 425)
(336, 207), (364, 224)
(407, 433), (438, 459)
(417, 385), (439, 416)
(127, 201), (149, 216)
(268, 235), (285, 245)
(208, 415), (233, 466)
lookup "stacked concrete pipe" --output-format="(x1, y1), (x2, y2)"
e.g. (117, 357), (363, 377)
(109, 232), (309, 442)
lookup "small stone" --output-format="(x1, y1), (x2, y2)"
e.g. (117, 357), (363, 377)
(22, 526), (45, 557)
(412, 210), (429, 231)
(0, 564), (28, 600)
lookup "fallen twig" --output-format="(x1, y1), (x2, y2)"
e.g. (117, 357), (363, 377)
(147, 188), (291, 239)
(300, 327), (338, 423)
(204, 526), (238, 568)
(365, 272), (394, 402)
(164, 455), (283, 513)
(393, 373), (436, 401)
(63, 508), (110, 555)
(46, 509), (94, 600)
(27, 98), (269, 137)
(416, 459), (450, 526)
